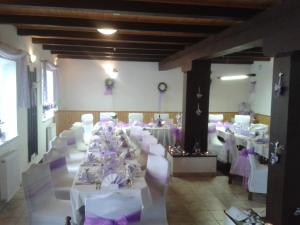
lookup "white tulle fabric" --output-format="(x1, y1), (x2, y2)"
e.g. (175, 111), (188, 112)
(128, 113), (144, 124)
(22, 164), (72, 225)
(149, 143), (166, 157)
(248, 154), (268, 194)
(0, 42), (29, 108)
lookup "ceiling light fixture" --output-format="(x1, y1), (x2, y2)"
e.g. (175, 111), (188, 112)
(97, 28), (117, 35)
(219, 74), (256, 81)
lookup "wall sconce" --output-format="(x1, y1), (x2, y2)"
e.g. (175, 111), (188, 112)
(109, 68), (118, 79)
(30, 54), (37, 63)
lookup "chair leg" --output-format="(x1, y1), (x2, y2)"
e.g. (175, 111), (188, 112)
(228, 174), (233, 184)
(248, 191), (253, 201)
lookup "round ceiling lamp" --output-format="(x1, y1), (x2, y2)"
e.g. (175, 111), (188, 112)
(97, 28), (117, 35)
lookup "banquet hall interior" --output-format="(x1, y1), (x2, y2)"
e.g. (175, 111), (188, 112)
(0, 1), (299, 225)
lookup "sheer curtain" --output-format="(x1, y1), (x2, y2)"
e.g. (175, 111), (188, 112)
(0, 42), (29, 108)
(41, 61), (58, 108)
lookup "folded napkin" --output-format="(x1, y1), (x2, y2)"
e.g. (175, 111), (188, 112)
(102, 173), (126, 187)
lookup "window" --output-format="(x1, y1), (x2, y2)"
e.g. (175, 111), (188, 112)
(42, 64), (56, 120)
(0, 57), (17, 144)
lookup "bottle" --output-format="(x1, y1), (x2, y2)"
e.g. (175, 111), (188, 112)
(157, 115), (162, 127)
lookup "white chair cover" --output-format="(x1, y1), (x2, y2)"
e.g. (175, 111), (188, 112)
(128, 113), (144, 124)
(141, 136), (158, 152)
(234, 115), (251, 129)
(84, 193), (142, 225)
(43, 150), (73, 200)
(149, 143), (166, 157)
(81, 114), (94, 142)
(100, 112), (116, 121)
(207, 123), (225, 158)
(22, 164), (72, 225)
(209, 114), (224, 122)
(248, 154), (268, 194)
(70, 124), (86, 151)
(154, 113), (169, 121)
(141, 155), (169, 225)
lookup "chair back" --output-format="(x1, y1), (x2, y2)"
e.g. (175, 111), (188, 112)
(209, 114), (224, 123)
(224, 133), (238, 163)
(207, 123), (218, 144)
(149, 143), (166, 157)
(50, 136), (68, 150)
(234, 115), (251, 129)
(99, 112), (116, 121)
(85, 193), (142, 225)
(60, 130), (77, 146)
(146, 155), (169, 188)
(128, 113), (144, 124)
(44, 150), (69, 177)
(141, 136), (158, 152)
(22, 164), (55, 210)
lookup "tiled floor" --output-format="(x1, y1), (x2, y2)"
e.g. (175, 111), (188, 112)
(0, 175), (265, 225)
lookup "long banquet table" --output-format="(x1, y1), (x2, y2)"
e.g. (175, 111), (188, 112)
(70, 125), (152, 224)
(216, 126), (269, 159)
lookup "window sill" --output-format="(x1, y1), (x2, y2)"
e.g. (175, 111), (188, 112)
(42, 108), (56, 122)
(0, 134), (18, 147)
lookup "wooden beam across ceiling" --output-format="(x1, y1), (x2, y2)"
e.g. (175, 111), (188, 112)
(17, 29), (203, 44)
(32, 38), (185, 50)
(0, 0), (264, 20)
(57, 54), (162, 62)
(43, 45), (177, 54)
(159, 0), (299, 70)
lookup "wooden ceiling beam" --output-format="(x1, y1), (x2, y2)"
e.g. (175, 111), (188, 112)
(0, 0), (262, 20)
(43, 45), (177, 54)
(17, 29), (203, 44)
(159, 1), (299, 70)
(33, 38), (184, 51)
(57, 54), (162, 62)
(15, 24), (206, 37)
(0, 15), (225, 34)
(51, 51), (168, 58)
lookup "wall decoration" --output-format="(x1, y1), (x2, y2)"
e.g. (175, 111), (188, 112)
(158, 82), (168, 93)
(104, 78), (115, 95)
(274, 72), (285, 96)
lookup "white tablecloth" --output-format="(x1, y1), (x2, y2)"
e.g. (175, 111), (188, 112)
(145, 127), (176, 147)
(70, 170), (152, 224)
(217, 127), (269, 159)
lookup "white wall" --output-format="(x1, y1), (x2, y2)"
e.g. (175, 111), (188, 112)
(0, 25), (55, 172)
(58, 59), (183, 112)
(209, 64), (251, 112)
(249, 60), (274, 116)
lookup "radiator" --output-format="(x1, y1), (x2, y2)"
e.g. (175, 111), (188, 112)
(0, 150), (21, 202)
(46, 123), (56, 152)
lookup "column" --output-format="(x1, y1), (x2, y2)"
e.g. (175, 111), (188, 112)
(266, 51), (300, 225)
(181, 59), (211, 153)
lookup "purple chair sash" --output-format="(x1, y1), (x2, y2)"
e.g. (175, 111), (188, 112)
(170, 128), (182, 142)
(49, 157), (67, 171)
(208, 127), (217, 133)
(85, 210), (141, 225)
(230, 148), (254, 187)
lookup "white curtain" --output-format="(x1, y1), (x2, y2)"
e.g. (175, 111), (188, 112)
(41, 61), (58, 106)
(0, 42), (29, 108)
